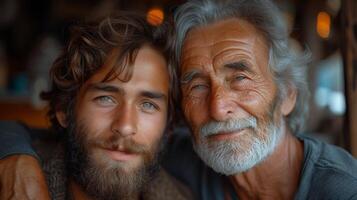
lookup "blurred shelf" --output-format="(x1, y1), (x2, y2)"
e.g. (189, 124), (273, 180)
(0, 101), (50, 128)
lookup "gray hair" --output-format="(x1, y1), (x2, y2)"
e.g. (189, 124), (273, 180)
(174, 0), (310, 133)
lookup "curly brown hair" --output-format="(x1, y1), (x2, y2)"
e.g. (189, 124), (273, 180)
(41, 12), (178, 132)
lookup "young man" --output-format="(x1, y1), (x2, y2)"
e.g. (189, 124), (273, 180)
(0, 13), (192, 200)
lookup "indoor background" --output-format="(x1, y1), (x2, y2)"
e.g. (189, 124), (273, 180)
(0, 0), (356, 156)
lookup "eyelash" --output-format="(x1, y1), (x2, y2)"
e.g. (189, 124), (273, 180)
(94, 96), (116, 105)
(141, 101), (159, 111)
(234, 75), (247, 81)
(191, 84), (208, 90)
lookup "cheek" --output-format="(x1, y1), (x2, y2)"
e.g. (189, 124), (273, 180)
(75, 101), (113, 140)
(137, 112), (166, 145)
(235, 79), (277, 119)
(239, 88), (272, 109)
(182, 97), (198, 122)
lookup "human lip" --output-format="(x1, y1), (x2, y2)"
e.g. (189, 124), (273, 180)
(101, 148), (139, 161)
(206, 129), (246, 140)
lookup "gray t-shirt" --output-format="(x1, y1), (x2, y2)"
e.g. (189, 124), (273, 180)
(294, 135), (357, 199)
(1, 121), (357, 199)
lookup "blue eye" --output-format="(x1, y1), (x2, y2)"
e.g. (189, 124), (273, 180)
(94, 96), (116, 106)
(141, 102), (157, 111)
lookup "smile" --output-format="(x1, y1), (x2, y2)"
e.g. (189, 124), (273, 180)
(206, 128), (247, 141)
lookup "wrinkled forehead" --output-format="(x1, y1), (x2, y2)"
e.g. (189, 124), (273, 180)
(180, 18), (269, 72)
(184, 19), (257, 43)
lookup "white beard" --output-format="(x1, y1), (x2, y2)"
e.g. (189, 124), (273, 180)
(193, 118), (284, 175)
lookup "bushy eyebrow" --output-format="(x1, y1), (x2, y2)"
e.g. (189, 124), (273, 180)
(180, 69), (202, 85)
(224, 61), (255, 75)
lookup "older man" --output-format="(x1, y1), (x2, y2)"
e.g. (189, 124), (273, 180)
(170, 0), (357, 199)
(1, 0), (357, 199)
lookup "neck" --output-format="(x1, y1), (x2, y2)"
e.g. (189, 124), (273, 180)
(229, 129), (304, 200)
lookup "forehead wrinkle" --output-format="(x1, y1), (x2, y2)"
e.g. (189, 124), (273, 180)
(181, 43), (251, 73)
(210, 41), (254, 73)
(181, 53), (210, 65)
(183, 37), (252, 55)
(181, 54), (211, 73)
(182, 34), (257, 66)
(212, 46), (253, 66)
(210, 34), (256, 54)
(181, 43), (211, 58)
(211, 38), (254, 51)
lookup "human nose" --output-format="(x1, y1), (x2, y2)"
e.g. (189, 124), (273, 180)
(111, 103), (137, 137)
(209, 85), (235, 121)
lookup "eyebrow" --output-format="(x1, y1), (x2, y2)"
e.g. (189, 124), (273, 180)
(87, 83), (123, 94)
(140, 91), (167, 101)
(87, 83), (166, 101)
(224, 61), (255, 74)
(180, 69), (202, 85)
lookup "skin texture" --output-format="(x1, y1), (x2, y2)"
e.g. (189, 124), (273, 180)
(61, 45), (169, 173)
(181, 19), (278, 143)
(61, 45), (170, 199)
(0, 155), (50, 200)
(180, 18), (303, 199)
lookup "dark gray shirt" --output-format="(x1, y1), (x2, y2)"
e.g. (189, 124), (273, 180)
(1, 121), (357, 199)
(294, 135), (357, 199)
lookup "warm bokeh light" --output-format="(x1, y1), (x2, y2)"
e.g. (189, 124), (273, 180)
(317, 11), (331, 39)
(146, 8), (164, 26)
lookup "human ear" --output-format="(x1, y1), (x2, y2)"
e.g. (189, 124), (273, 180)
(281, 87), (297, 116)
(55, 111), (68, 128)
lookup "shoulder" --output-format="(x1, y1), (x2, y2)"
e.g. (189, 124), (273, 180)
(0, 120), (50, 160)
(299, 135), (357, 198)
(0, 120), (29, 133)
(300, 135), (357, 177)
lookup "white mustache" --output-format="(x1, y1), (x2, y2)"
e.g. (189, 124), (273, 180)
(199, 117), (257, 137)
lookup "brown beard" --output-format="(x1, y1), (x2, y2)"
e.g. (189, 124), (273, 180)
(64, 119), (166, 200)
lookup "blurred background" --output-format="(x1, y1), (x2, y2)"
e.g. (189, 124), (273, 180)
(0, 0), (356, 156)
